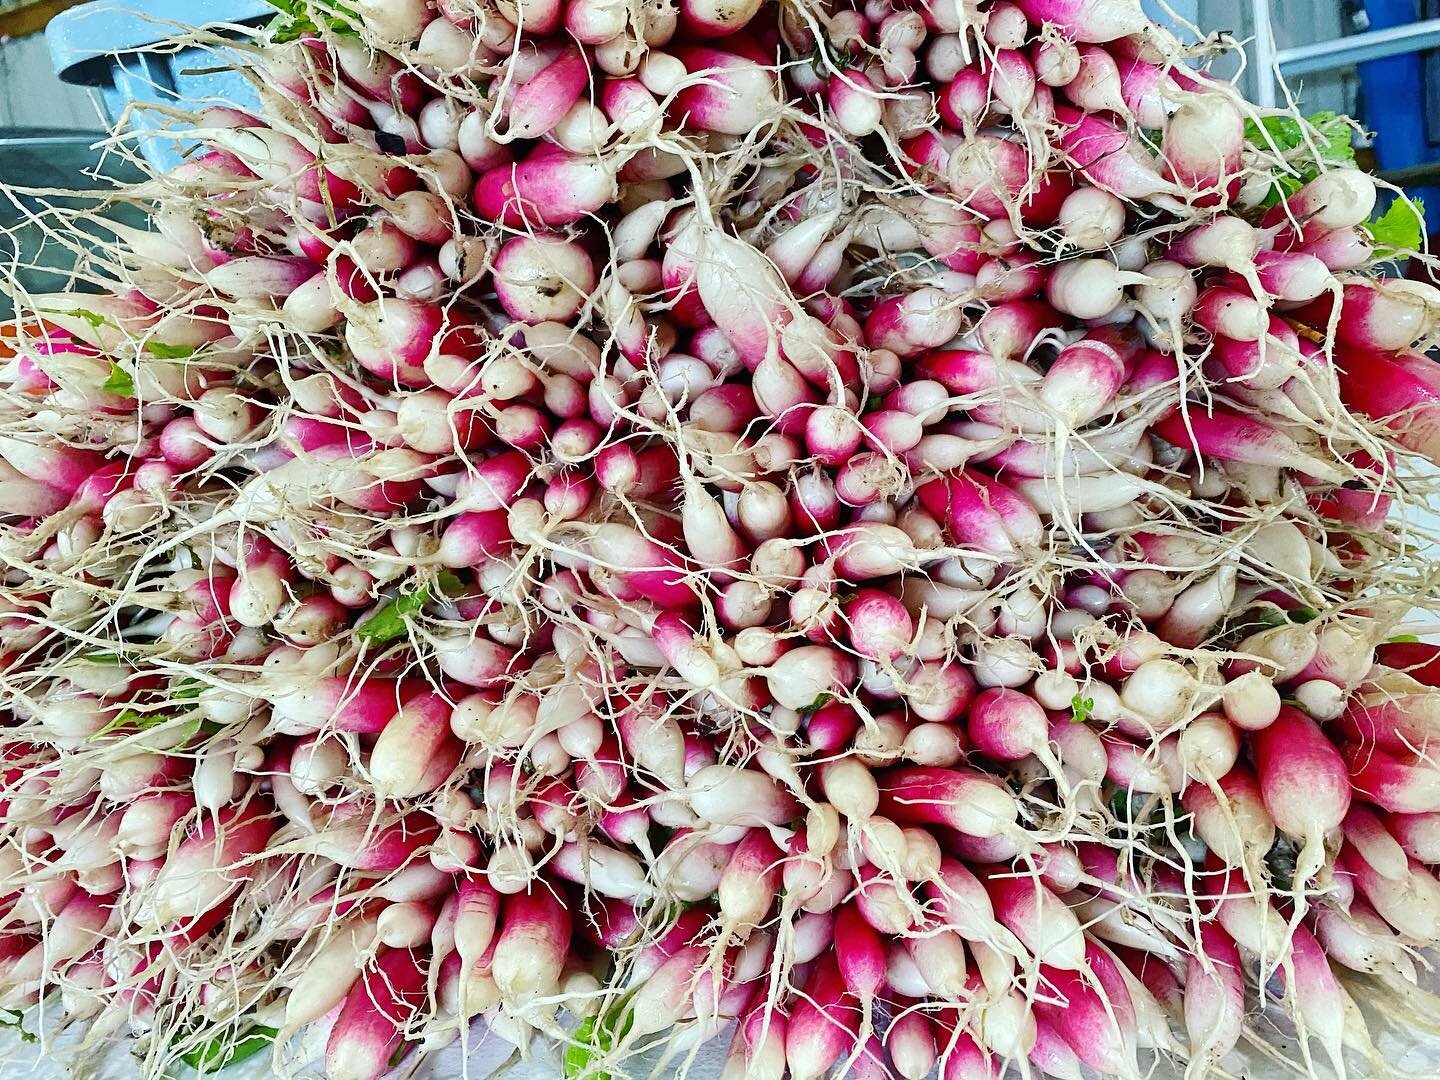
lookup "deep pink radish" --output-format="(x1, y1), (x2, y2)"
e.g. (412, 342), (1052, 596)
(586, 523), (696, 609)
(1339, 686), (1440, 756)
(1251, 708), (1352, 888)
(984, 870), (1087, 971)
(894, 658), (976, 723)
(1055, 105), (1179, 198)
(785, 953), (857, 1080)
(672, 47), (781, 135)
(1261, 167), (1377, 238)
(499, 44), (586, 140)
(1152, 404), (1344, 482)
(1345, 744), (1440, 814)
(1014, 0), (1147, 42)
(303, 811), (440, 873)
(966, 687), (1066, 783)
(764, 644), (856, 710)
(1312, 896), (1417, 979)
(687, 765), (802, 827)
(916, 469), (1044, 556)
(324, 948), (426, 1080)
(1032, 960), (1138, 1078)
(1278, 922), (1350, 1077)
(491, 888), (571, 1004)
(1057, 185), (1126, 250)
(1296, 225), (1374, 270)
(1292, 279), (1439, 352)
(455, 876), (501, 971)
(1342, 805), (1410, 880)
(886, 1003), (938, 1079)
(841, 588), (914, 662)
(1375, 642), (1440, 688)
(1037, 337), (1127, 425)
(864, 289), (965, 358)
(973, 299), (1064, 361)
(1182, 765), (1276, 872)
(1029, 1013), (1084, 1080)
(148, 802), (275, 924)
(1165, 217), (1257, 276)
(935, 1024), (997, 1080)
(717, 829), (783, 932)
(1387, 810), (1440, 863)
(946, 134), (1029, 216)
(1338, 846), (1440, 943)
(1184, 922), (1244, 1076)
(282, 914), (379, 1031)
(474, 149), (617, 227)
(1336, 349), (1440, 465)
(1161, 95), (1243, 199)
(835, 902), (886, 1035)
(722, 997), (787, 1080)
(366, 692), (460, 799)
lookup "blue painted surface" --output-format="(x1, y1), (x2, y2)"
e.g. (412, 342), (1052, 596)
(1358, 0), (1440, 232)
(45, 0), (274, 170)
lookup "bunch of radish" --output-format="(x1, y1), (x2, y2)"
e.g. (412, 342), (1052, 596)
(2, 0), (1440, 1077)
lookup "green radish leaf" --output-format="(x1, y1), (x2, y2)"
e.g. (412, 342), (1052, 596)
(1254, 174), (1304, 210)
(387, 1042), (413, 1067)
(0, 1007), (36, 1044)
(89, 708), (181, 740)
(102, 362), (136, 398)
(1070, 695), (1095, 724)
(1243, 111), (1357, 208)
(144, 341), (197, 360)
(563, 1009), (634, 1080)
(1388, 633), (1422, 643)
(1106, 787), (1132, 822)
(356, 581), (433, 644)
(67, 307), (111, 329)
(265, 0), (360, 42)
(1364, 197), (1427, 257)
(177, 1023), (277, 1071)
(564, 1017), (610, 1080)
(1243, 111), (1355, 165)
(79, 651), (127, 664)
(796, 692), (833, 715)
(1311, 112), (1358, 167)
(170, 678), (207, 701)
(1286, 606), (1320, 624)
(38, 305), (112, 330)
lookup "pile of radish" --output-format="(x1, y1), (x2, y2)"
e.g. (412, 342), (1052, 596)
(4, 0), (1440, 1076)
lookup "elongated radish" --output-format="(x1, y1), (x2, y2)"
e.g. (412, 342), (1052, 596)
(1251, 707), (1351, 891)
(491, 889), (571, 1004)
(325, 948), (427, 1080)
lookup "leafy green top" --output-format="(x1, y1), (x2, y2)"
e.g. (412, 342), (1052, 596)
(265, 1), (360, 43)
(102, 362), (136, 398)
(1242, 110), (1427, 254)
(356, 571), (464, 645)
(176, 1023), (277, 1071)
(1243, 111), (1356, 208)
(564, 1009), (635, 1080)
(1365, 197), (1427, 257)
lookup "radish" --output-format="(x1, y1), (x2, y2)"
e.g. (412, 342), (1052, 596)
(1184, 922), (1244, 1077)
(7, 0), (1440, 1073)
(1251, 707), (1352, 892)
(324, 948), (427, 1080)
